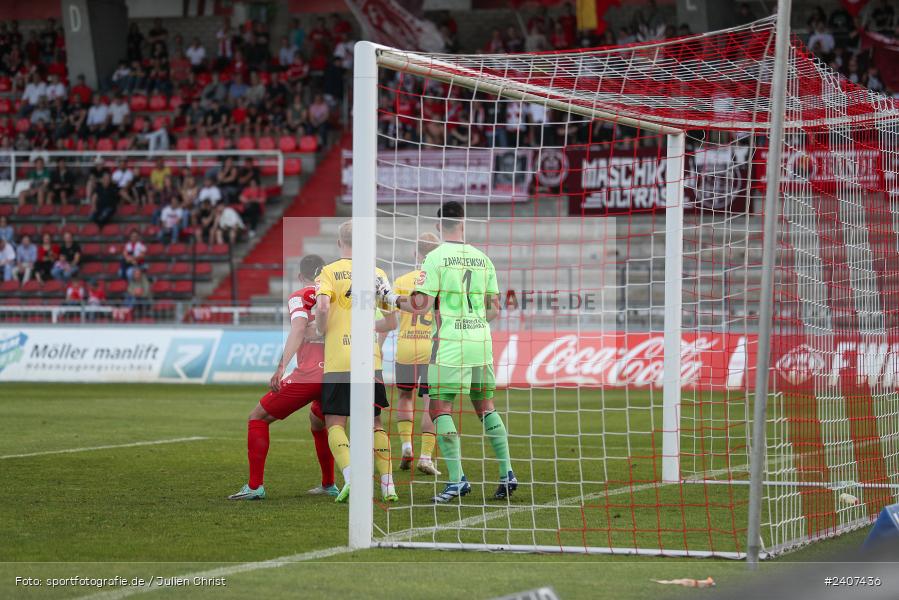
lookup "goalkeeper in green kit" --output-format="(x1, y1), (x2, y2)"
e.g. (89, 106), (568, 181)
(386, 201), (517, 503)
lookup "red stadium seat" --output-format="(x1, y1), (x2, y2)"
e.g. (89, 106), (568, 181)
(0, 205), (13, 217)
(151, 280), (171, 295)
(299, 135), (318, 152)
(37, 205), (56, 217)
(0, 76), (11, 92)
(152, 115), (170, 130)
(0, 98), (11, 114)
(257, 136), (276, 150)
(80, 242), (101, 256)
(211, 244), (229, 256)
(129, 95), (148, 111)
(165, 243), (188, 256)
(81, 263), (105, 277)
(176, 137), (195, 150)
(16, 206), (35, 218)
(171, 281), (193, 295)
(59, 204), (77, 218)
(42, 280), (64, 296)
(213, 136), (229, 150)
(132, 116), (147, 132)
(79, 223), (100, 237)
(196, 137), (213, 151)
(142, 224), (159, 238)
(15, 118), (30, 133)
(259, 72), (271, 85)
(116, 138), (131, 150)
(170, 263), (190, 276)
(101, 223), (123, 237)
(118, 205), (138, 218)
(169, 95), (183, 110)
(237, 136), (255, 150)
(149, 95), (167, 111)
(196, 72), (212, 87)
(107, 280), (127, 296)
(1, 280), (19, 294)
(146, 263), (167, 276)
(195, 263), (212, 277)
(96, 138), (114, 151)
(278, 136), (297, 152)
(21, 280), (42, 295)
(284, 158), (301, 176)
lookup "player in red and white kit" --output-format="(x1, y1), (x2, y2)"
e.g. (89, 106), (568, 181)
(228, 255), (336, 500)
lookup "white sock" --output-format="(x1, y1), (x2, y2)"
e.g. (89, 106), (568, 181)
(342, 466), (351, 485)
(419, 454), (431, 461)
(380, 473), (394, 496)
(402, 442), (412, 454)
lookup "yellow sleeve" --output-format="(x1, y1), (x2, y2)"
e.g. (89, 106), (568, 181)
(317, 265), (335, 300)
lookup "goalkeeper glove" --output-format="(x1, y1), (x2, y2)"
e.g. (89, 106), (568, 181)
(376, 275), (398, 307)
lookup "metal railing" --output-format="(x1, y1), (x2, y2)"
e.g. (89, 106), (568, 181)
(1, 150), (286, 186)
(0, 302), (285, 325)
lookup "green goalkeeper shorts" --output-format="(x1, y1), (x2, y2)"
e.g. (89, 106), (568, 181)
(427, 363), (496, 403)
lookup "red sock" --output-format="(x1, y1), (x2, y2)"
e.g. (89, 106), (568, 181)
(311, 428), (335, 487)
(247, 419), (270, 489)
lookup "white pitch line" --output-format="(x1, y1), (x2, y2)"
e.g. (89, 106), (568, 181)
(0, 437), (209, 460)
(77, 546), (352, 600)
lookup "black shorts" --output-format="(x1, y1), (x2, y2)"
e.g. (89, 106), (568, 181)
(321, 370), (389, 417)
(394, 362), (429, 397)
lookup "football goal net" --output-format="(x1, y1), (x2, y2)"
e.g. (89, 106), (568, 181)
(346, 4), (899, 561)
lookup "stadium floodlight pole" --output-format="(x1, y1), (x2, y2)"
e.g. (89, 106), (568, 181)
(348, 40), (380, 551)
(662, 131), (685, 483)
(747, 0), (792, 569)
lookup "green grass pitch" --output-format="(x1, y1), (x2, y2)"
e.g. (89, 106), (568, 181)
(1, 383), (867, 599)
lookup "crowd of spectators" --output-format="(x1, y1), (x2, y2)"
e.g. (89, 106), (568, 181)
(1, 14), (349, 154)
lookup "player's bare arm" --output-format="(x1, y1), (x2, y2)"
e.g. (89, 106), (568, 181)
(271, 315), (307, 392)
(375, 311), (398, 333)
(315, 294), (330, 335)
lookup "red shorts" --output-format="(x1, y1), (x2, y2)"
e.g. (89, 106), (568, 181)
(260, 381), (323, 421)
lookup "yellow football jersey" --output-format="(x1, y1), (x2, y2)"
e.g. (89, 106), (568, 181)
(317, 258), (388, 373)
(393, 269), (433, 365)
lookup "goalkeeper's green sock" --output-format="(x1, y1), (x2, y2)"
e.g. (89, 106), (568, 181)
(483, 411), (512, 479)
(434, 414), (463, 483)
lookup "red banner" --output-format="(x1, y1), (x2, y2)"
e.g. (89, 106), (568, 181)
(861, 30), (899, 93)
(557, 145), (753, 216)
(489, 330), (899, 391)
(343, 0), (445, 52)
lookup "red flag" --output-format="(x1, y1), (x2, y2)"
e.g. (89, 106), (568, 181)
(841, 0), (870, 17)
(344, 0), (445, 51)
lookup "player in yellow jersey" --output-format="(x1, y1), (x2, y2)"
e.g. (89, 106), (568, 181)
(392, 232), (441, 476)
(316, 220), (400, 503)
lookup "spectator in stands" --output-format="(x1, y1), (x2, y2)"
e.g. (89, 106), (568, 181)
(186, 37), (206, 72)
(505, 26), (524, 53)
(30, 98), (51, 126)
(246, 71), (267, 106)
(56, 231), (81, 280)
(148, 18), (169, 58)
(17, 157), (50, 207)
(86, 279), (106, 317)
(120, 230), (147, 280)
(109, 95), (131, 129)
(524, 23), (550, 52)
(266, 70), (289, 108)
(217, 157), (240, 203)
(216, 20), (235, 69)
(51, 253), (76, 283)
(550, 22), (569, 50)
(158, 196), (184, 245)
(286, 94), (309, 134)
(198, 176), (223, 206)
(308, 93), (330, 145)
(127, 23), (144, 62)
(125, 267), (153, 316)
(0, 216), (13, 243)
(228, 73), (248, 102)
(201, 71), (228, 107)
(45, 73), (65, 101)
(238, 181), (263, 237)
(194, 198), (216, 243)
(0, 238), (15, 282)
(868, 67), (886, 92)
(34, 232), (59, 282)
(808, 20), (836, 56)
(213, 202), (245, 245)
(85, 157), (106, 203)
(112, 159), (142, 205)
(13, 234), (35, 283)
(149, 158), (171, 193)
(48, 159), (76, 205)
(278, 36), (297, 68)
(180, 174), (199, 207)
(484, 28), (505, 53)
(64, 276), (87, 306)
(71, 74), (92, 105)
(0, 138), (12, 180)
(91, 170), (119, 226)
(290, 18), (305, 51)
(323, 56), (345, 105)
(86, 93), (110, 134)
(285, 53), (309, 85)
(21, 73), (46, 109)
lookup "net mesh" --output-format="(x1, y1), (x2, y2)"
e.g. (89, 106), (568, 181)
(354, 16), (899, 557)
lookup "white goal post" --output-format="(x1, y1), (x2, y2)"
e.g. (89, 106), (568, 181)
(347, 0), (899, 561)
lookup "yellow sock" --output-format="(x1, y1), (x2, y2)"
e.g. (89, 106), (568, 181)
(373, 429), (392, 478)
(327, 425), (351, 473)
(420, 432), (437, 460)
(397, 420), (413, 453)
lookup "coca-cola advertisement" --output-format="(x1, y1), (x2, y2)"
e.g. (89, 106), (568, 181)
(492, 331), (753, 390)
(557, 145), (753, 216)
(487, 330), (899, 392)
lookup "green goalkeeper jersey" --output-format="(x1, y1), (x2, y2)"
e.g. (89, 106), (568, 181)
(415, 241), (499, 367)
